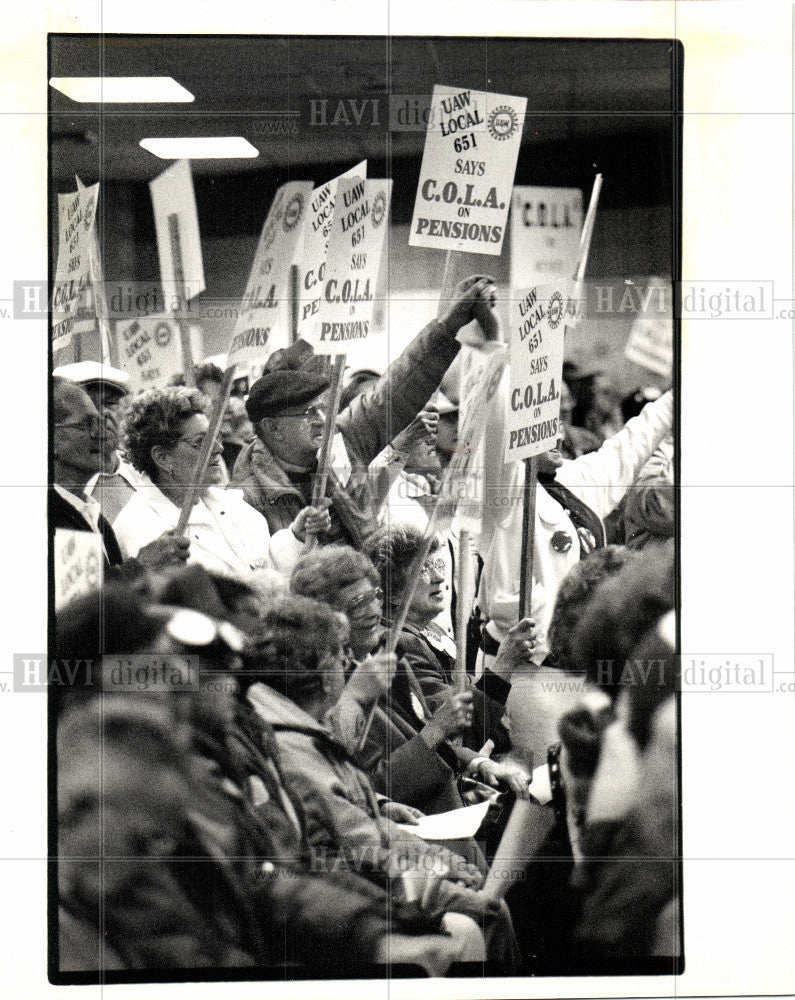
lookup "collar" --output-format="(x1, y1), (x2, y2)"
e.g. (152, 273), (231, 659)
(54, 483), (102, 532)
(135, 474), (244, 525)
(85, 454), (142, 494)
(247, 682), (329, 736)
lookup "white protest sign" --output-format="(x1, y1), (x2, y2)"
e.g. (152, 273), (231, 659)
(228, 180), (314, 369)
(435, 345), (508, 535)
(624, 277), (673, 376)
(409, 86), (526, 255)
(314, 178), (392, 354)
(51, 183), (99, 351)
(505, 282), (568, 462)
(53, 529), (103, 611)
(115, 314), (183, 392)
(296, 161), (367, 340)
(149, 159), (206, 301)
(510, 186), (583, 289)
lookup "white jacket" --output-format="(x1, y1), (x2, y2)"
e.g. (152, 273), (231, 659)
(478, 382), (673, 662)
(113, 475), (304, 581)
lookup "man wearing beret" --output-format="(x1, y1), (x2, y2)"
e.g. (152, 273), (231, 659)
(232, 276), (496, 549)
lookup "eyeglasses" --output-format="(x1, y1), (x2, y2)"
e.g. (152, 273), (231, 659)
(176, 434), (208, 452)
(420, 555), (446, 581)
(346, 586), (384, 617)
(54, 414), (102, 437)
(278, 403), (326, 421)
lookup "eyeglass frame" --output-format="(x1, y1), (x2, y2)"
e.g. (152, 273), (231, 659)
(345, 586), (384, 618)
(276, 402), (327, 421)
(54, 414), (103, 437)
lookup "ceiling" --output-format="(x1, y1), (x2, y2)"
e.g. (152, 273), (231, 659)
(50, 35), (680, 183)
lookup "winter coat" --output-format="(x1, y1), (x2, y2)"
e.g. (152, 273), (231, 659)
(232, 317), (462, 548)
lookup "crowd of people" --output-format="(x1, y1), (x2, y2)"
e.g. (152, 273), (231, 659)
(52, 276), (677, 977)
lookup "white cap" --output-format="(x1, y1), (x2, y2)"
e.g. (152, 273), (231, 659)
(53, 361), (130, 395)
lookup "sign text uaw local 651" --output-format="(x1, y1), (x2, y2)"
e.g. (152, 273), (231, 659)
(409, 86), (527, 255)
(505, 283), (568, 462)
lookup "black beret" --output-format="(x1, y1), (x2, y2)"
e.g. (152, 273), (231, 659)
(246, 369), (331, 422)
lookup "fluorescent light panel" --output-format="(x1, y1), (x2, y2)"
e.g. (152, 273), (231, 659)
(140, 137), (259, 159)
(49, 77), (194, 103)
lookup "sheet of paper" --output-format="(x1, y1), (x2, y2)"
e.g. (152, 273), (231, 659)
(396, 799), (490, 840)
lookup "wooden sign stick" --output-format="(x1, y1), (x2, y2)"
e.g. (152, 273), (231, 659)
(518, 455), (539, 618)
(174, 367), (236, 535)
(167, 212), (196, 387)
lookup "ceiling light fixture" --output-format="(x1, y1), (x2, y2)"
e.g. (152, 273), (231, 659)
(139, 137), (259, 159)
(49, 77), (194, 103)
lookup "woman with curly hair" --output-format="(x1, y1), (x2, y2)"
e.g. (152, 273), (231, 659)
(114, 386), (329, 580)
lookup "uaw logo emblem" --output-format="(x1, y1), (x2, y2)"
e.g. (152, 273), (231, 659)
(372, 190), (387, 228)
(487, 105), (518, 141)
(283, 191), (304, 231)
(548, 290), (564, 330)
(154, 321), (172, 348)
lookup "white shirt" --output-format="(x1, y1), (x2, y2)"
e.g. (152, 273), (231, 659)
(113, 475), (304, 581)
(54, 483), (103, 533)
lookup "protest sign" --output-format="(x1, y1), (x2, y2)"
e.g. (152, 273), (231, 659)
(509, 185), (583, 290)
(505, 282), (568, 463)
(227, 180), (314, 370)
(624, 277), (673, 375)
(296, 161), (367, 340)
(115, 314), (183, 392)
(314, 178), (392, 354)
(53, 529), (103, 612)
(409, 86), (526, 255)
(149, 159), (206, 301)
(357, 344), (508, 750)
(51, 182), (99, 352)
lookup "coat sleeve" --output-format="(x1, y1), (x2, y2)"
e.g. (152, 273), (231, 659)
(337, 318), (461, 467)
(556, 391), (673, 521)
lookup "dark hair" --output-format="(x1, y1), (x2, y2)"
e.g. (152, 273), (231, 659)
(290, 545), (378, 611)
(123, 386), (208, 480)
(195, 362), (225, 388)
(569, 547), (675, 698)
(548, 546), (639, 672)
(339, 369), (379, 412)
(242, 595), (348, 705)
(621, 386), (663, 424)
(364, 523), (440, 607)
(624, 612), (677, 752)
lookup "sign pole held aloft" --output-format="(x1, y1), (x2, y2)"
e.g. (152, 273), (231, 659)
(518, 456), (539, 618)
(311, 352), (346, 505)
(168, 213), (196, 386)
(174, 366), (236, 535)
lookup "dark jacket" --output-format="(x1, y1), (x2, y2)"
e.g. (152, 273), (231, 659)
(396, 622), (512, 754)
(50, 486), (123, 566)
(232, 317), (461, 547)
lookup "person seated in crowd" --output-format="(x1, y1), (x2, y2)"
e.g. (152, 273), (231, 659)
(241, 593), (519, 970)
(113, 386), (330, 580)
(51, 377), (187, 570)
(476, 319), (673, 771)
(194, 360), (225, 403)
(364, 523), (534, 788)
(53, 362), (142, 524)
(56, 579), (478, 976)
(289, 544), (483, 818)
(568, 590), (678, 960)
(219, 395), (255, 475)
(622, 436), (674, 551)
(559, 379), (602, 461)
(232, 275), (498, 549)
(563, 362), (623, 443)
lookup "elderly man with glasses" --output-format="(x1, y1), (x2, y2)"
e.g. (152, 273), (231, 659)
(232, 275), (498, 550)
(51, 377), (187, 569)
